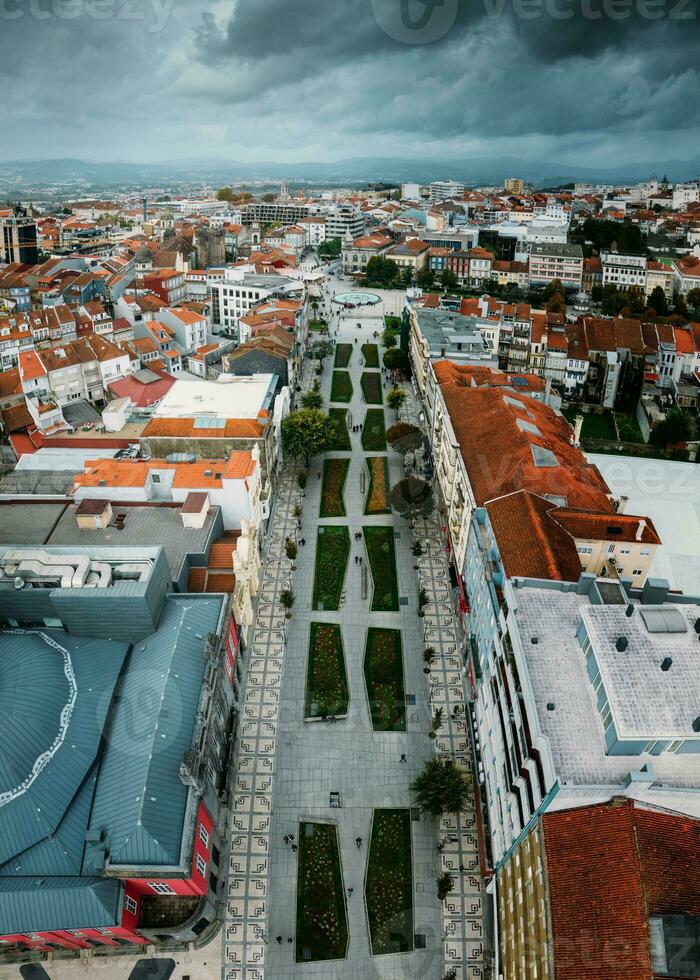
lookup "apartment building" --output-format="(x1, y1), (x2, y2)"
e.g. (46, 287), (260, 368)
(600, 250), (647, 291)
(528, 243), (583, 291)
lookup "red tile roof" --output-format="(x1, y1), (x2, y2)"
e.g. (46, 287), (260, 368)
(542, 800), (700, 980)
(437, 384), (612, 511)
(552, 508), (661, 545)
(486, 491), (582, 581)
(107, 368), (175, 408)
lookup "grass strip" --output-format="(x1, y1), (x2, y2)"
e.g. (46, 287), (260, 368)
(363, 628), (406, 732)
(305, 623), (349, 719)
(329, 408), (351, 451)
(364, 456), (391, 515)
(361, 409), (387, 452)
(361, 371), (383, 405)
(313, 526), (350, 611)
(364, 525), (399, 612)
(320, 458), (349, 518)
(330, 370), (353, 403)
(365, 809), (413, 955)
(334, 343), (352, 368)
(296, 821), (348, 962)
(361, 343), (379, 368)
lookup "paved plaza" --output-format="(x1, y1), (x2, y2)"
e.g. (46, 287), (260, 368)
(222, 303), (485, 979)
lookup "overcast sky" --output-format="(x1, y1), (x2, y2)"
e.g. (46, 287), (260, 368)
(1, 0), (699, 166)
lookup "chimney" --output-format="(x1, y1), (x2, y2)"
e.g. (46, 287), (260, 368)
(573, 414), (584, 446)
(636, 518), (646, 542)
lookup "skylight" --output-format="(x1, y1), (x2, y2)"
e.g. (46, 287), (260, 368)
(531, 445), (559, 468)
(516, 418), (542, 438)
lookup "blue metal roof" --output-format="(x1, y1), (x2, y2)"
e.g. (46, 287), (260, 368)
(0, 877), (122, 935)
(0, 631), (128, 869)
(87, 595), (224, 870)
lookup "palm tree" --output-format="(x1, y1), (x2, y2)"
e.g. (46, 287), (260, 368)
(280, 589), (295, 613)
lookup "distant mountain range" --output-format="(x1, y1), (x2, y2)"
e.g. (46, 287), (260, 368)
(1, 156), (698, 192)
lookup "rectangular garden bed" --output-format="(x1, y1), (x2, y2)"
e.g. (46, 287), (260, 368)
(296, 821), (348, 963)
(329, 408), (351, 451)
(330, 370), (353, 403)
(363, 628), (406, 732)
(364, 525), (399, 612)
(361, 371), (383, 405)
(305, 623), (349, 719)
(334, 343), (352, 368)
(364, 456), (391, 515)
(313, 526), (350, 610)
(362, 343), (379, 368)
(320, 458), (349, 518)
(361, 409), (387, 452)
(365, 809), (413, 955)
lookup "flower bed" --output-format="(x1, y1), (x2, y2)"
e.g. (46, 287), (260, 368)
(329, 408), (351, 451)
(330, 370), (353, 403)
(362, 343), (379, 368)
(296, 821), (348, 963)
(334, 343), (352, 368)
(313, 526), (350, 610)
(364, 456), (391, 515)
(364, 525), (399, 612)
(320, 458), (349, 518)
(363, 628), (406, 732)
(305, 623), (349, 719)
(365, 809), (413, 955)
(361, 409), (387, 452)
(361, 371), (383, 405)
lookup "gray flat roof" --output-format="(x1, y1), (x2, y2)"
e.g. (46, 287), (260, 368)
(46, 504), (219, 580)
(589, 454), (700, 599)
(582, 604), (700, 739)
(514, 585), (700, 788)
(0, 501), (68, 544)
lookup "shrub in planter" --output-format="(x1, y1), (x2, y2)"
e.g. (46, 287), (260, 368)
(437, 872), (454, 902)
(285, 539), (298, 560)
(297, 470), (308, 489)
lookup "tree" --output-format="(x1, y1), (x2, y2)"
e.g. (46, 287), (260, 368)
(545, 291), (566, 314)
(365, 255), (399, 287)
(591, 284), (604, 303)
(390, 477), (434, 521)
(285, 539), (298, 560)
(308, 339), (334, 365)
(262, 192), (276, 202)
(416, 266), (435, 290)
(411, 757), (471, 817)
(436, 872), (454, 901)
(280, 589), (295, 612)
(282, 409), (337, 465)
(400, 266), (414, 287)
(647, 285), (669, 317)
(382, 329), (398, 348)
(386, 387), (407, 412)
(318, 237), (342, 260)
(383, 347), (410, 373)
(301, 390), (323, 409)
(543, 278), (565, 301)
(651, 407), (694, 447)
(440, 268), (458, 292)
(216, 186), (234, 201)
(386, 422), (423, 455)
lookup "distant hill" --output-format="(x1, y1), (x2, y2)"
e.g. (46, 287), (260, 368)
(0, 156), (697, 191)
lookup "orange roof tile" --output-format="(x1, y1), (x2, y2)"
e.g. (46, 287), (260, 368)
(142, 417), (264, 440)
(486, 490), (582, 581)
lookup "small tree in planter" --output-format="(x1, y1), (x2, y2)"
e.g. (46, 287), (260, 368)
(297, 470), (308, 490)
(443, 971), (458, 980)
(423, 647), (436, 673)
(301, 389), (323, 409)
(293, 503), (303, 520)
(411, 757), (472, 817)
(432, 707), (444, 733)
(417, 587), (429, 615)
(386, 387), (407, 413)
(436, 872), (454, 902)
(285, 538), (298, 560)
(391, 477), (434, 522)
(412, 540), (424, 558)
(280, 589), (295, 617)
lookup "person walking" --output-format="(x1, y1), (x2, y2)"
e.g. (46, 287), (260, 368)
(276, 936), (282, 944)
(400, 753), (407, 763)
(356, 837), (362, 848)
(283, 836), (289, 845)
(291, 844), (298, 853)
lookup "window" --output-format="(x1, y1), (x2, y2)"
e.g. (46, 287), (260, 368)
(124, 895), (138, 916)
(199, 824), (210, 849)
(633, 569), (643, 577)
(196, 853), (207, 877)
(148, 882), (176, 895)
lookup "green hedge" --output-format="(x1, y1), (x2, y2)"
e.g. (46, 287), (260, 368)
(320, 458), (349, 518)
(363, 628), (406, 732)
(361, 409), (387, 452)
(328, 408), (351, 450)
(361, 343), (379, 368)
(305, 623), (349, 719)
(330, 370), (353, 403)
(364, 525), (399, 612)
(313, 526), (350, 610)
(334, 343), (352, 368)
(296, 822), (348, 962)
(365, 809), (413, 955)
(361, 371), (383, 405)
